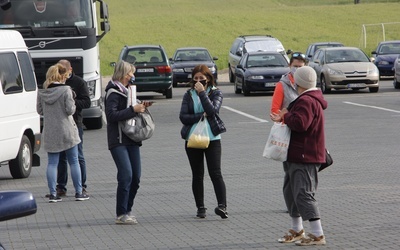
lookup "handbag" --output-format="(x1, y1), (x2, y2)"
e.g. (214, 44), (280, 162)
(187, 115), (210, 149)
(262, 122), (291, 162)
(106, 88), (155, 142)
(319, 148), (333, 172)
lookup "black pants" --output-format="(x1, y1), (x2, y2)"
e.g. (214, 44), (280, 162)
(185, 140), (226, 208)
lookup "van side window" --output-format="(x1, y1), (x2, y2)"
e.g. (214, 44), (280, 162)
(0, 52), (23, 94)
(18, 51), (37, 92)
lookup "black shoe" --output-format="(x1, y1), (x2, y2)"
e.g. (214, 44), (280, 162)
(48, 195), (62, 203)
(215, 205), (228, 219)
(196, 207), (207, 218)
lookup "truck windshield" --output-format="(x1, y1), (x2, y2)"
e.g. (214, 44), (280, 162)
(0, 0), (93, 28)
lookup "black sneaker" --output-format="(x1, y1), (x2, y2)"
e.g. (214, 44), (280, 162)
(215, 205), (228, 219)
(75, 193), (90, 201)
(48, 195), (62, 203)
(196, 207), (207, 218)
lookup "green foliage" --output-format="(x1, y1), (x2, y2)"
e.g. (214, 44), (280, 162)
(100, 0), (400, 75)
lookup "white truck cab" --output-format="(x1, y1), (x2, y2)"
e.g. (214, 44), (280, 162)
(0, 30), (41, 178)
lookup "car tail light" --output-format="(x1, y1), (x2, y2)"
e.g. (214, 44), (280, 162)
(156, 65), (172, 74)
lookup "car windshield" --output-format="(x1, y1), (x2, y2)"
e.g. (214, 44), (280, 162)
(246, 54), (288, 68)
(125, 48), (165, 64)
(379, 43), (400, 54)
(0, 0), (93, 28)
(174, 50), (211, 61)
(325, 49), (369, 63)
(244, 40), (283, 53)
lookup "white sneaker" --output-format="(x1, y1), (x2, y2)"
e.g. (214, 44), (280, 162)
(115, 214), (137, 225)
(295, 233), (326, 246)
(278, 229), (305, 243)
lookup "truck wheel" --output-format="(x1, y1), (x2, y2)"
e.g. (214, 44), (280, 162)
(84, 117), (103, 130)
(9, 135), (32, 179)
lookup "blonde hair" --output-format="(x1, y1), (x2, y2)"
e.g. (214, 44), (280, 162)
(43, 63), (68, 89)
(112, 60), (135, 82)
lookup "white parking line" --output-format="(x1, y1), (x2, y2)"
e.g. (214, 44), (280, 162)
(344, 101), (400, 113)
(222, 106), (269, 123)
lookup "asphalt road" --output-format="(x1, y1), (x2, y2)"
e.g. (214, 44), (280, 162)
(0, 75), (399, 249)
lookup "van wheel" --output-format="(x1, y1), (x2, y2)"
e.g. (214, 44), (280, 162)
(165, 87), (173, 99)
(84, 117), (103, 130)
(9, 135), (32, 179)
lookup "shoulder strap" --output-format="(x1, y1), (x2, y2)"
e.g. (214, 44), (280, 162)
(105, 88), (127, 100)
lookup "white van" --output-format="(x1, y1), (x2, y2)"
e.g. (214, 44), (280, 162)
(0, 30), (41, 179)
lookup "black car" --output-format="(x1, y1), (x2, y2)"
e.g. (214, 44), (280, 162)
(170, 47), (218, 87)
(304, 42), (344, 61)
(371, 40), (400, 78)
(228, 35), (290, 83)
(116, 45), (173, 99)
(234, 51), (290, 96)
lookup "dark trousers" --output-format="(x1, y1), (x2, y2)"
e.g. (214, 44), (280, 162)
(57, 126), (86, 191)
(185, 140), (226, 208)
(110, 144), (141, 217)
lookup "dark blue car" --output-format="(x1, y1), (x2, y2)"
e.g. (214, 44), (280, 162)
(372, 40), (400, 78)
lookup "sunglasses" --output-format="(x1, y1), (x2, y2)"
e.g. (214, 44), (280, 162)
(291, 53), (306, 59)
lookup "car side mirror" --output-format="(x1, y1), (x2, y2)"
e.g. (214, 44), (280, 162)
(287, 49), (293, 55)
(0, 191), (37, 222)
(370, 57), (375, 63)
(110, 62), (116, 67)
(213, 57), (218, 61)
(236, 51), (242, 56)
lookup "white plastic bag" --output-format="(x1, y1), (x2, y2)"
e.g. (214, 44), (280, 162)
(187, 115), (210, 149)
(263, 122), (291, 162)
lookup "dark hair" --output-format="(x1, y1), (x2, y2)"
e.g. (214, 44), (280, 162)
(190, 64), (215, 88)
(289, 51), (306, 65)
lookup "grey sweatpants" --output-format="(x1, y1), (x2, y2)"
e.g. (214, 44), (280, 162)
(283, 161), (321, 221)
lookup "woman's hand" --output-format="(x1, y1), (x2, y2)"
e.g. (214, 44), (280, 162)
(270, 108), (288, 122)
(132, 104), (146, 113)
(194, 81), (205, 93)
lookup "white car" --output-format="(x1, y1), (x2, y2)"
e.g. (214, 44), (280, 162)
(308, 47), (379, 93)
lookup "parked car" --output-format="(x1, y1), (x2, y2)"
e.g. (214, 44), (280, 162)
(114, 45), (173, 99)
(228, 35), (290, 83)
(305, 42), (344, 61)
(308, 47), (379, 93)
(234, 51), (290, 96)
(393, 54), (400, 88)
(170, 47), (218, 87)
(371, 40), (400, 78)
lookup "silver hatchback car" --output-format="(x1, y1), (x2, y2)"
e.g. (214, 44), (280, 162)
(308, 47), (379, 93)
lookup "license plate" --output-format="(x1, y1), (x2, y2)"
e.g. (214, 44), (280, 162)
(137, 68), (154, 73)
(347, 83), (366, 88)
(265, 82), (276, 87)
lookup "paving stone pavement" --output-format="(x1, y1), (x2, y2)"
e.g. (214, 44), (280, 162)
(0, 73), (399, 250)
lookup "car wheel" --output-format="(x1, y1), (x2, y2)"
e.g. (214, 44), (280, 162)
(9, 135), (32, 179)
(369, 87), (379, 93)
(234, 77), (241, 94)
(321, 75), (331, 94)
(84, 117), (103, 130)
(242, 79), (250, 96)
(165, 87), (173, 99)
(229, 67), (235, 83)
(393, 79), (400, 89)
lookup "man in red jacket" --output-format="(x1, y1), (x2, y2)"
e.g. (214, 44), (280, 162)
(272, 66), (328, 246)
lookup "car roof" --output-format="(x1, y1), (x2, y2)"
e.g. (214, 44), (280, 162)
(246, 51), (282, 56)
(124, 45), (164, 50)
(175, 47), (208, 51)
(309, 42), (344, 46)
(238, 35), (276, 41)
(378, 40), (400, 45)
(321, 46), (361, 51)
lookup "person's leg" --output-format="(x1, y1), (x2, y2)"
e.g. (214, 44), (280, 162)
(283, 161), (301, 217)
(77, 127), (87, 190)
(56, 151), (68, 194)
(126, 144), (141, 215)
(185, 142), (205, 209)
(110, 146), (133, 217)
(204, 140), (226, 207)
(47, 152), (60, 196)
(65, 145), (82, 195)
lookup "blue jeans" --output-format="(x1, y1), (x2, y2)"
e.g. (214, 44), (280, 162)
(47, 145), (82, 196)
(57, 127), (86, 191)
(110, 145), (141, 217)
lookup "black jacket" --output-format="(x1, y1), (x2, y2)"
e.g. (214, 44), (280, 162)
(65, 73), (90, 127)
(179, 87), (226, 139)
(104, 81), (141, 150)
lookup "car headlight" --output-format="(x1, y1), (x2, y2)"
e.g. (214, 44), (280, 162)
(208, 66), (216, 73)
(368, 67), (379, 74)
(378, 61), (389, 65)
(248, 75), (263, 80)
(172, 68), (184, 73)
(327, 68), (343, 75)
